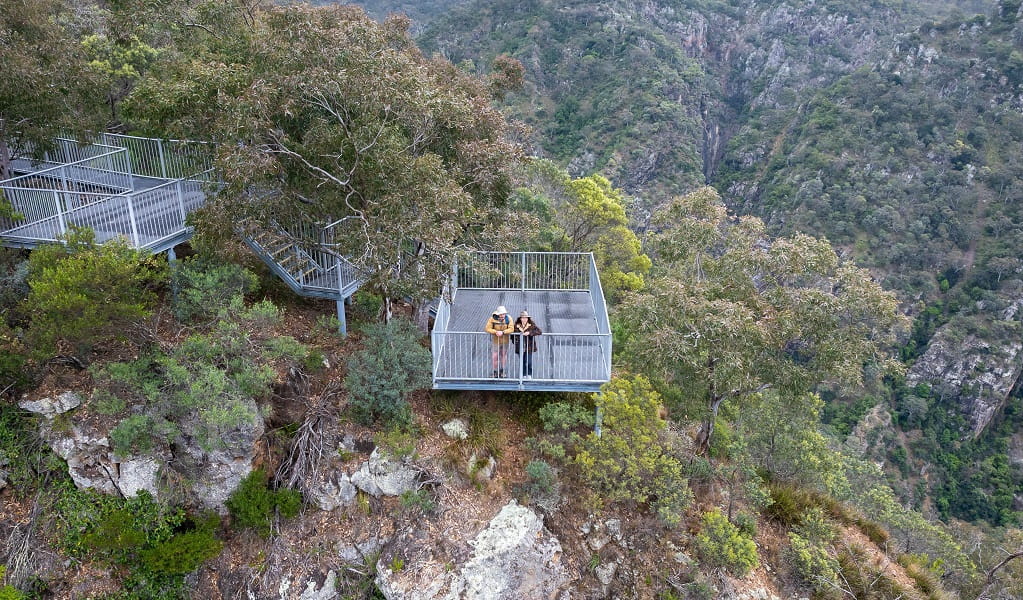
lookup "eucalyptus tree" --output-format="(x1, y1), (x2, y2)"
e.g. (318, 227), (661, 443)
(125, 1), (523, 316)
(0, 0), (105, 180)
(620, 187), (906, 454)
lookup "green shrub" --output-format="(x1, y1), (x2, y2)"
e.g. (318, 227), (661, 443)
(793, 507), (836, 542)
(226, 469), (302, 536)
(139, 528), (223, 575)
(399, 489), (436, 516)
(525, 460), (556, 494)
(733, 512), (757, 538)
(345, 319), (431, 428)
(538, 401), (593, 431)
(82, 508), (147, 559)
(0, 566), (25, 600)
(170, 259), (258, 323)
(574, 376), (693, 527)
(695, 510), (759, 577)
(787, 532), (839, 592)
(21, 229), (164, 357)
(111, 414), (178, 455)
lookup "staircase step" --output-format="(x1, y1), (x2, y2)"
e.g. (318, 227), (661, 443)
(299, 266), (319, 280)
(270, 244), (295, 258)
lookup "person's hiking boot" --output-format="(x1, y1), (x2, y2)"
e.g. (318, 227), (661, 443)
(492, 370), (499, 378)
(523, 375), (532, 380)
(499, 369), (505, 378)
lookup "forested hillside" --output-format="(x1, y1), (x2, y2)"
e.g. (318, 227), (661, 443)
(2, 0), (1023, 599)
(407, 0), (1023, 530)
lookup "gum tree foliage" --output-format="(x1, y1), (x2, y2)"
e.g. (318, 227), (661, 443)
(124, 1), (524, 312)
(511, 159), (651, 302)
(620, 187), (906, 454)
(0, 0), (105, 180)
(573, 375), (692, 527)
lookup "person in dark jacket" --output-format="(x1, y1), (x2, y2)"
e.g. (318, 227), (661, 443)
(513, 310), (542, 379)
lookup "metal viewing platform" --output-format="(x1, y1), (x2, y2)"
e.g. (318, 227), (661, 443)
(432, 252), (612, 392)
(0, 134), (214, 253)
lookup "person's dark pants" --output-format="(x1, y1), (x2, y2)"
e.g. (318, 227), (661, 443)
(521, 350), (533, 376)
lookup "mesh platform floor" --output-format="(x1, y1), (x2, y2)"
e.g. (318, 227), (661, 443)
(434, 288), (608, 390)
(446, 289), (598, 335)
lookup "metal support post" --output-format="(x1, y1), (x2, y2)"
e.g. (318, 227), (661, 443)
(521, 252), (526, 291)
(336, 298), (348, 336)
(126, 195), (141, 247)
(594, 398), (603, 438)
(157, 139), (168, 179)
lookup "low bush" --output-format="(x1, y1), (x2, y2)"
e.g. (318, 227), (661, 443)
(525, 460), (556, 495)
(345, 319), (431, 429)
(787, 532), (839, 592)
(226, 469), (302, 536)
(170, 258), (258, 323)
(139, 528), (223, 575)
(695, 510), (759, 577)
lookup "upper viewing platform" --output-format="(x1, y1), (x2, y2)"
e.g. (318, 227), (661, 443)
(0, 134), (214, 253)
(431, 252), (612, 393)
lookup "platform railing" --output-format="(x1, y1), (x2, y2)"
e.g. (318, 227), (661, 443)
(99, 133), (215, 180)
(431, 331), (611, 384)
(456, 251), (591, 291)
(0, 146), (132, 231)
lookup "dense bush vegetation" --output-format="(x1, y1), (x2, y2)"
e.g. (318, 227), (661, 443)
(695, 510), (759, 577)
(345, 318), (432, 429)
(226, 469), (302, 537)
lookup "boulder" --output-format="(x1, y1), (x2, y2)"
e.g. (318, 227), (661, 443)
(298, 570), (338, 600)
(173, 406), (264, 511)
(467, 453), (496, 484)
(309, 474), (358, 511)
(376, 500), (570, 600)
(19, 391), (82, 418)
(441, 419), (468, 440)
(350, 449), (420, 498)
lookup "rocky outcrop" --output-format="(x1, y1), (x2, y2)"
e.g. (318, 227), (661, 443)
(350, 449), (421, 498)
(44, 416), (164, 498)
(24, 390), (263, 509)
(376, 500), (570, 600)
(907, 311), (1023, 438)
(172, 404), (264, 510)
(19, 391), (82, 418)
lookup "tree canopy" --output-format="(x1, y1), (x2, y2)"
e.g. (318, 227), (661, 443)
(620, 187), (907, 453)
(124, 1), (523, 303)
(0, 0), (105, 178)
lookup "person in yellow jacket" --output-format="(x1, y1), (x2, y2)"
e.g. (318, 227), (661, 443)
(485, 305), (514, 378)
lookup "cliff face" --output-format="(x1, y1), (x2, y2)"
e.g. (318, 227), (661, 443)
(908, 285), (1023, 438)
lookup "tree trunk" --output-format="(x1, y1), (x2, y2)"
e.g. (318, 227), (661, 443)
(411, 299), (431, 334)
(695, 395), (726, 455)
(0, 136), (11, 182)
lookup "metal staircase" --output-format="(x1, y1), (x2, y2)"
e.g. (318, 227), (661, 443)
(240, 218), (362, 333)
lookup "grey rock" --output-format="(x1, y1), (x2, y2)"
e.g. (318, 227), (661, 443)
(376, 499), (570, 600)
(310, 474), (357, 511)
(604, 519), (622, 543)
(117, 458), (161, 498)
(594, 562), (617, 586)
(19, 391), (82, 418)
(174, 401), (263, 511)
(467, 453), (496, 483)
(350, 449), (419, 497)
(0, 469), (7, 490)
(441, 419), (469, 440)
(298, 570), (338, 600)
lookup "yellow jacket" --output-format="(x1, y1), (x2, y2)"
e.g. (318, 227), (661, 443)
(485, 314), (514, 344)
